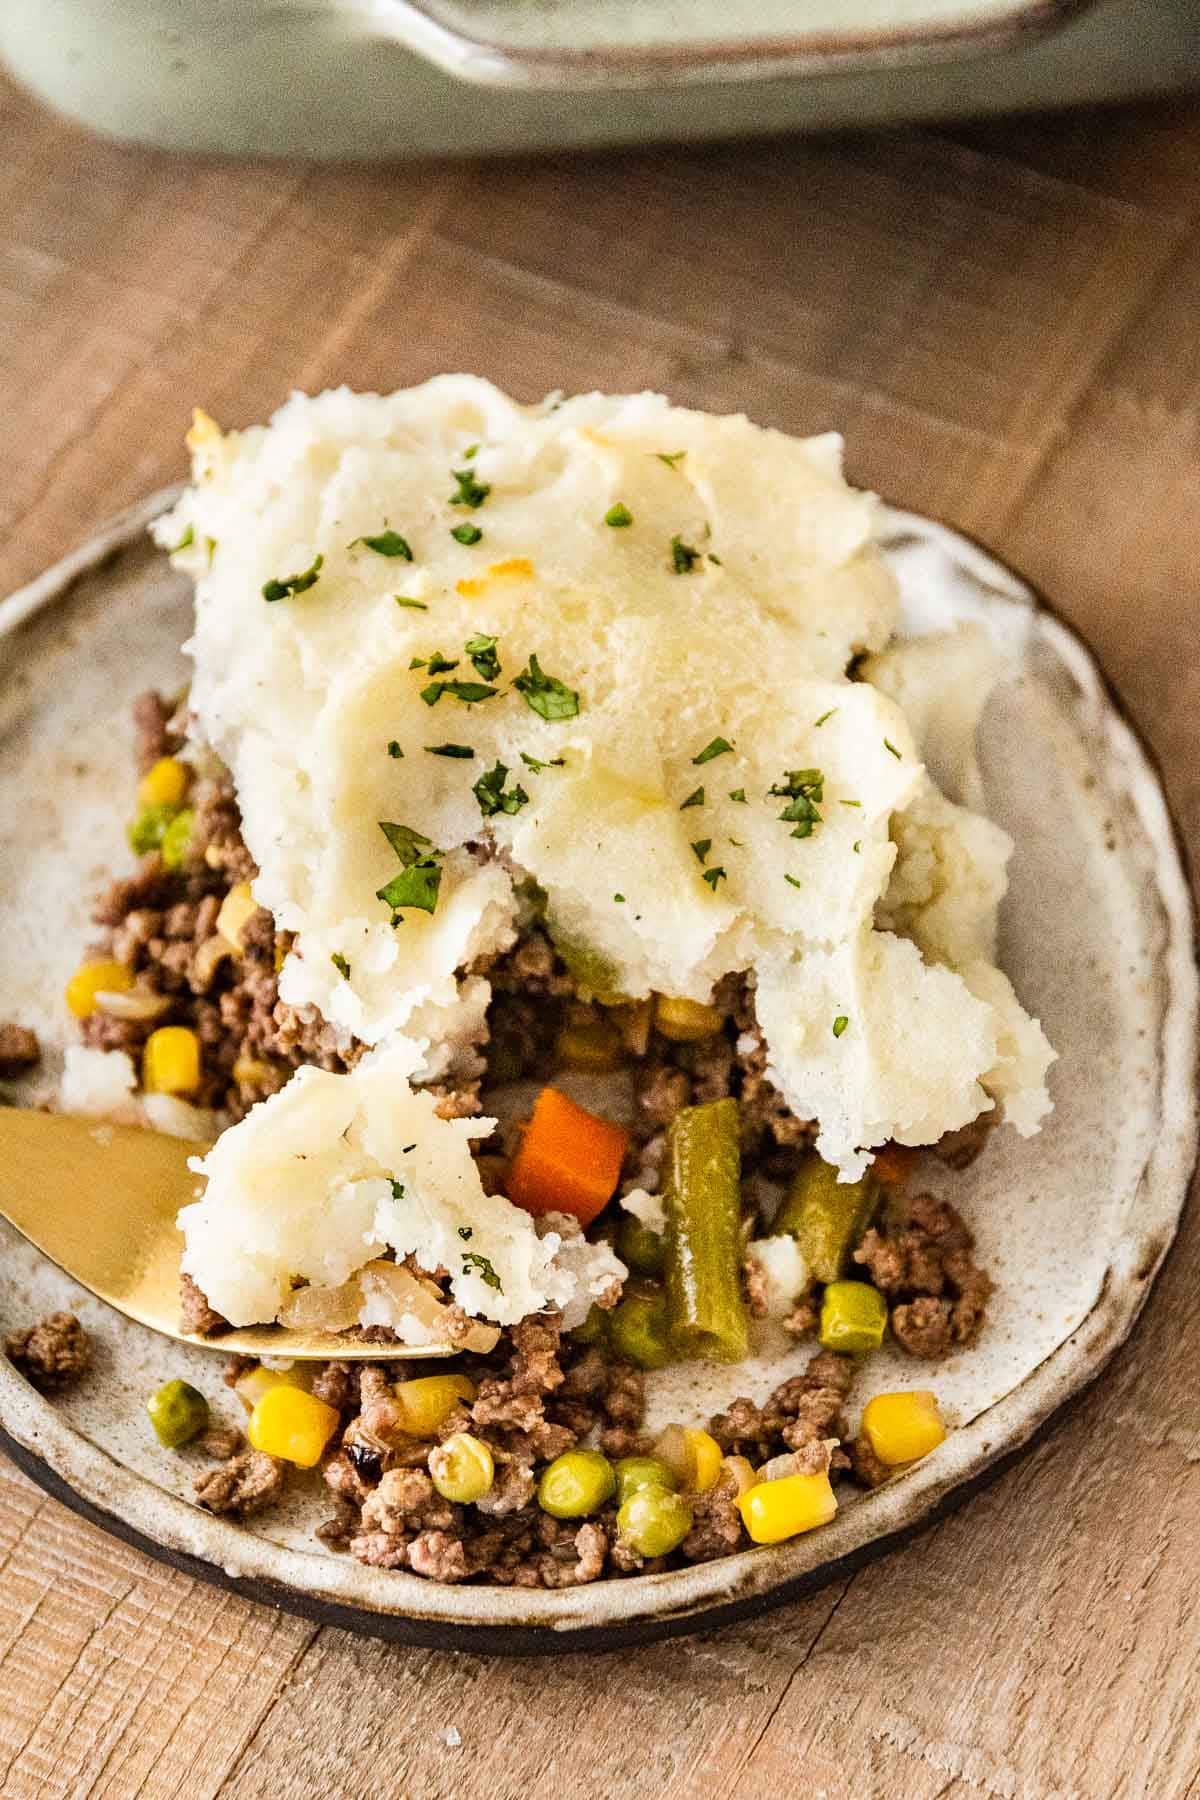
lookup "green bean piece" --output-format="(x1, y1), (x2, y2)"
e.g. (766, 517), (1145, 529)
(569, 1303), (610, 1347)
(160, 806), (196, 871)
(608, 1289), (673, 1369)
(662, 1097), (749, 1362)
(818, 1280), (888, 1354)
(773, 1153), (879, 1284)
(127, 802), (178, 857)
(614, 1454), (681, 1507)
(617, 1213), (666, 1276)
(146, 1378), (209, 1449)
(616, 1485), (694, 1558)
(537, 1449), (617, 1519)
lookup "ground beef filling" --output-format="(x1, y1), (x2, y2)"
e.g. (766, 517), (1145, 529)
(4, 1312), (91, 1390)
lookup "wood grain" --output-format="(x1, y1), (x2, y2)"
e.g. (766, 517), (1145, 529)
(2, 73), (1199, 1800)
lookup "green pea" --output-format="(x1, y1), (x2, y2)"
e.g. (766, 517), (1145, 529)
(609, 1289), (673, 1370)
(614, 1454), (680, 1507)
(616, 1484), (694, 1558)
(818, 1279), (888, 1354)
(127, 802), (178, 857)
(537, 1449), (616, 1519)
(617, 1214), (666, 1277)
(160, 807), (196, 871)
(147, 1378), (209, 1449)
(570, 1303), (610, 1348)
(430, 1432), (495, 1504)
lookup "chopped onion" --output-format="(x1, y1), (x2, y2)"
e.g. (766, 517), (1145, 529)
(95, 987), (171, 1022)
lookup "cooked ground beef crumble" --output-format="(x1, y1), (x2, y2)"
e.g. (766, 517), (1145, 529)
(32, 690), (1003, 1588)
(4, 1312), (91, 1389)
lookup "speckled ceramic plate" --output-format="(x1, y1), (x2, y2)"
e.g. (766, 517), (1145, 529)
(0, 493), (1195, 1654)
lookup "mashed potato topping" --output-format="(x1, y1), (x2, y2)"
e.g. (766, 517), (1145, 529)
(156, 379), (1054, 1329)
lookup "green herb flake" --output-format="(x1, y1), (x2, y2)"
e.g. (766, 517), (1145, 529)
(331, 952), (352, 980)
(421, 679), (498, 707)
(449, 467), (491, 510)
(853, 840), (863, 854)
(451, 523), (483, 546)
(394, 595), (428, 611)
(462, 444), (479, 461)
(262, 552), (323, 602)
(513, 653), (580, 722)
(614, 893), (626, 903)
(707, 553), (723, 567)
(814, 708), (837, 727)
(458, 1225), (474, 1240)
(387, 740), (404, 759)
(690, 838), (712, 865)
(769, 768), (824, 840)
(462, 1252), (502, 1292)
(655, 451), (687, 469)
(605, 502), (634, 528)
(702, 866), (727, 892)
(520, 751), (565, 773)
(389, 1178), (405, 1201)
(411, 651), (459, 674)
(426, 743), (475, 759)
(728, 788), (747, 803)
(784, 874), (802, 890)
(465, 632), (501, 682)
(884, 738), (902, 760)
(839, 798), (861, 808)
(376, 821), (443, 918)
(832, 1015), (849, 1038)
(679, 786), (705, 811)
(694, 737), (733, 765)
(473, 760), (529, 818)
(205, 537), (217, 565)
(349, 529), (413, 561)
(168, 524), (194, 554)
(671, 535), (701, 574)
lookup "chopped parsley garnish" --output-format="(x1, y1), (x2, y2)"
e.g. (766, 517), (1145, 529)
(784, 874), (802, 890)
(702, 867), (727, 891)
(462, 1252), (502, 1292)
(513, 654), (580, 721)
(421, 679), (498, 707)
(331, 952), (351, 979)
(832, 1015), (849, 1038)
(605, 502), (634, 528)
(394, 595), (428, 610)
(671, 535), (701, 574)
(814, 708), (837, 727)
(462, 444), (479, 461)
(376, 821), (443, 918)
(262, 552), (323, 602)
(426, 743), (475, 758)
(451, 523), (483, 546)
(348, 529), (412, 560)
(449, 467), (491, 510)
(458, 1225), (473, 1240)
(691, 838), (712, 865)
(520, 751), (565, 773)
(694, 737), (733, 765)
(679, 786), (705, 810)
(411, 651), (459, 674)
(728, 788), (747, 803)
(839, 798), (861, 807)
(708, 553), (723, 566)
(853, 840), (863, 854)
(473, 760), (529, 818)
(387, 740), (404, 759)
(614, 893), (626, 903)
(884, 738), (902, 759)
(168, 524), (194, 553)
(205, 537), (217, 565)
(465, 632), (501, 682)
(655, 451), (686, 469)
(389, 1178), (405, 1200)
(769, 768), (824, 840)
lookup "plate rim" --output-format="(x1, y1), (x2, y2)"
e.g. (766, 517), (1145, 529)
(1, 493), (1195, 1654)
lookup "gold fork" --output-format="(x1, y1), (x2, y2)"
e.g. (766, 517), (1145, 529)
(0, 1108), (448, 1359)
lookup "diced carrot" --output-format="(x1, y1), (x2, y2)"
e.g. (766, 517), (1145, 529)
(505, 1085), (629, 1226)
(872, 1143), (917, 1187)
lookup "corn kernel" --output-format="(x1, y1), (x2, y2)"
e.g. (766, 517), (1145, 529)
(653, 1424), (724, 1493)
(216, 882), (259, 952)
(233, 1363), (310, 1412)
(655, 995), (724, 1042)
(247, 1385), (339, 1467)
(65, 959), (135, 1019)
(138, 755), (190, 811)
(393, 1372), (476, 1438)
(861, 1390), (946, 1467)
(142, 1026), (201, 1096)
(554, 1017), (623, 1072)
(737, 1471), (838, 1544)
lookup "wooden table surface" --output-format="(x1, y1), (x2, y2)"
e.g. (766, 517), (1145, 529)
(2, 73), (1199, 1800)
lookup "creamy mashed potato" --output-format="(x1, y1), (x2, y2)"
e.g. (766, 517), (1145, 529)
(155, 379), (1054, 1329)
